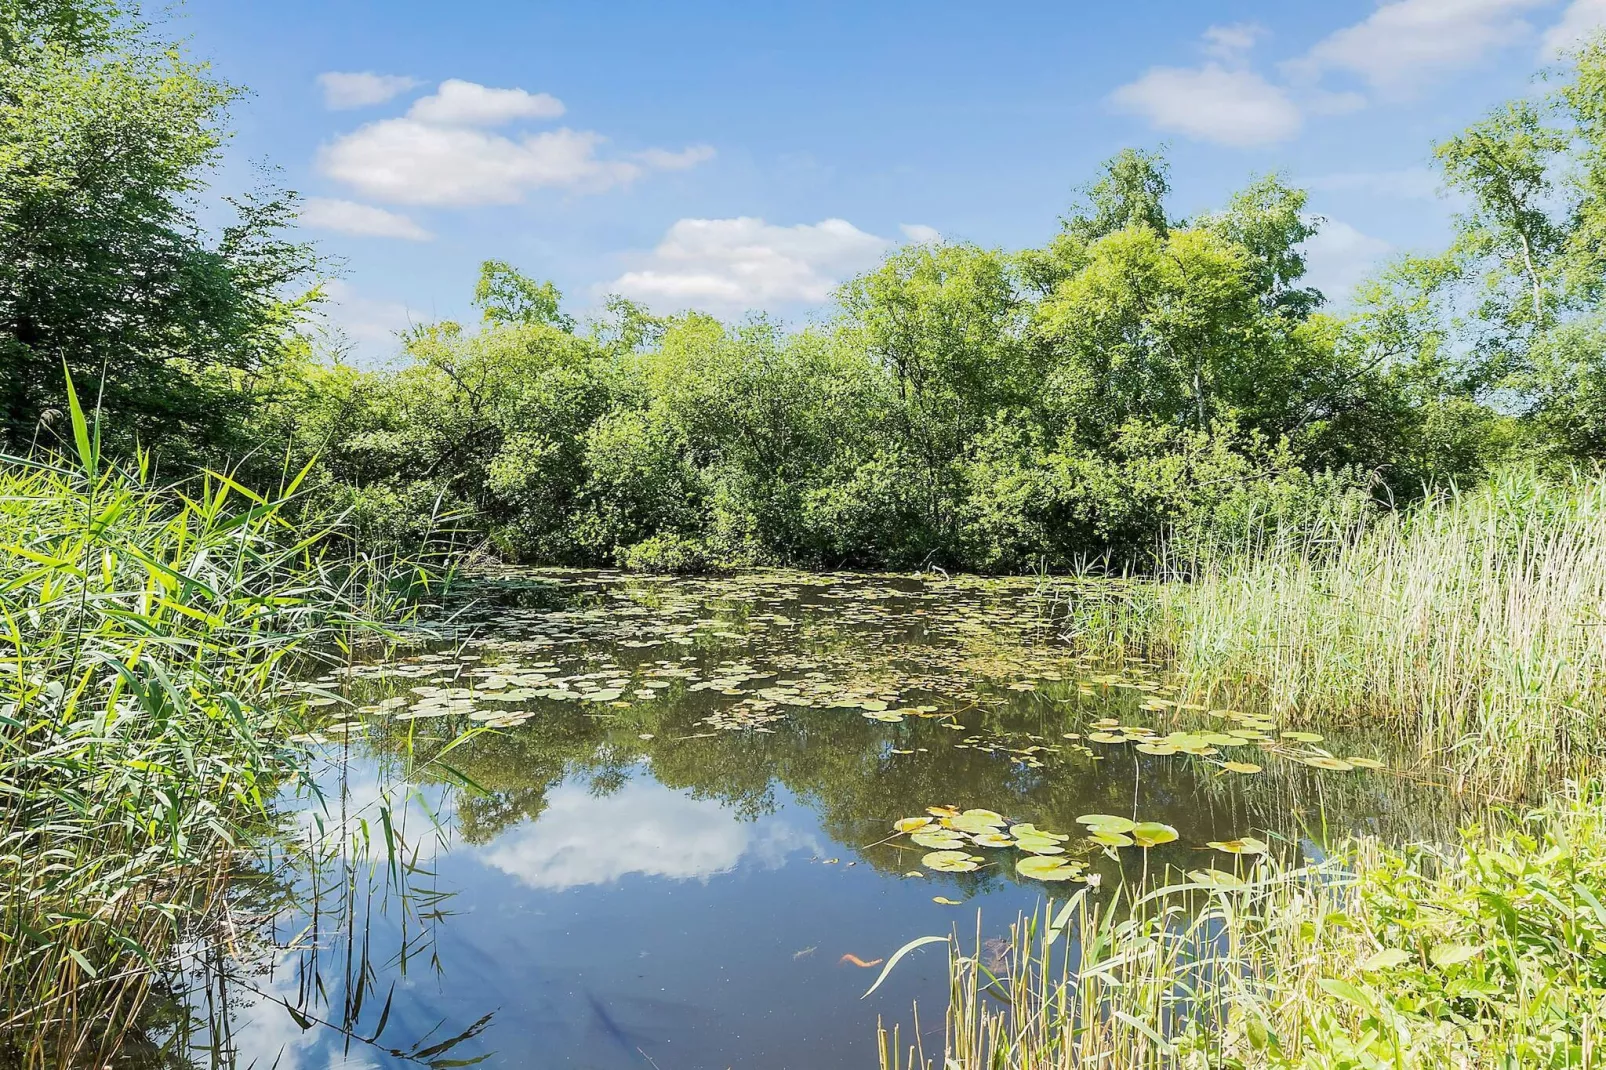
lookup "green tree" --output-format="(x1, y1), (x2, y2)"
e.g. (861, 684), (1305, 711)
(0, 0), (313, 457)
(474, 259), (574, 331)
(838, 243), (1031, 560)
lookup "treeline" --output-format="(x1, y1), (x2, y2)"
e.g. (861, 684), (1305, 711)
(8, 1), (1606, 572)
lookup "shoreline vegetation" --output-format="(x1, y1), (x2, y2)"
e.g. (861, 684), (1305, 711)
(881, 784), (1606, 1069)
(0, 386), (413, 1066)
(9, 0), (1606, 1065)
(873, 469), (1606, 1068)
(1068, 467), (1606, 794)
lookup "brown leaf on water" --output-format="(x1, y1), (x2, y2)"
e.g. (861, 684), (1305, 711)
(840, 953), (885, 968)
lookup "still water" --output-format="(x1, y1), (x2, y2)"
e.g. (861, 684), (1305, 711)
(178, 570), (1463, 1068)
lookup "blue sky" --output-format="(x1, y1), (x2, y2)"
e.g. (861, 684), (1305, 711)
(175, 0), (1606, 360)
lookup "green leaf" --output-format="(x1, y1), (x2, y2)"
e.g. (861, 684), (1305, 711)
(1429, 943), (1480, 968)
(922, 849), (981, 872)
(861, 936), (950, 999)
(1017, 856), (1084, 882)
(1076, 814), (1137, 834)
(1362, 947), (1412, 971)
(1316, 977), (1376, 1012)
(1131, 822), (1178, 847)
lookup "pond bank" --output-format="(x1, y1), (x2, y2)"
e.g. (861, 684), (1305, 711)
(6, 472), (1597, 1067)
(1067, 468), (1606, 796)
(0, 435), (399, 1068)
(884, 783), (1606, 1068)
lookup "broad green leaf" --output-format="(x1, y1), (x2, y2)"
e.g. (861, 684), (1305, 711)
(1132, 822), (1178, 847)
(1429, 943), (1480, 968)
(1362, 948), (1412, 971)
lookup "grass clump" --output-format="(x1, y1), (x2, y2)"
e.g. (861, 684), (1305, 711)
(0, 389), (407, 1066)
(882, 783), (1606, 1069)
(1068, 466), (1606, 790)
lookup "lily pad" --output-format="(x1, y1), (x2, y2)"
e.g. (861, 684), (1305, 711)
(970, 832), (1015, 848)
(1091, 832), (1133, 847)
(1301, 756), (1354, 771)
(1009, 823), (1069, 841)
(1012, 835), (1066, 855)
(911, 829), (966, 850)
(1281, 731), (1324, 743)
(1075, 815), (1137, 835)
(1017, 856), (1085, 882)
(1207, 837), (1269, 856)
(1219, 761), (1263, 774)
(893, 817), (932, 834)
(1131, 822), (1179, 847)
(950, 809), (1006, 833)
(922, 850), (982, 873)
(1187, 869), (1246, 889)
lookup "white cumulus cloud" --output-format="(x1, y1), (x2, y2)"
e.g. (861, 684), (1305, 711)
(900, 223), (942, 243)
(318, 80), (712, 206)
(407, 78), (565, 125)
(635, 145), (718, 171)
(316, 71), (420, 110)
(299, 197), (432, 240)
(322, 122), (642, 204)
(607, 217), (892, 312)
(1110, 64), (1302, 147)
(1543, 0), (1606, 56)
(1302, 219), (1393, 304)
(1202, 22), (1268, 62)
(1287, 0), (1547, 93)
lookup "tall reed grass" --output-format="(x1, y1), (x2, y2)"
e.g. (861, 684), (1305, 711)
(0, 381), (415, 1066)
(881, 783), (1606, 1069)
(1067, 466), (1606, 790)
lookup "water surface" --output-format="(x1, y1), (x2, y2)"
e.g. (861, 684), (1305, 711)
(176, 570), (1464, 1068)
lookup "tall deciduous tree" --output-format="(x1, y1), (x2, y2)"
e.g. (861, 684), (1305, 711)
(0, 0), (313, 457)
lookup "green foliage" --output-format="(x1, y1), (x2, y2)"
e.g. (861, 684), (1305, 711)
(1076, 466), (1606, 790)
(889, 783), (1606, 1069)
(0, 0), (314, 460)
(0, 391), (408, 1063)
(475, 257), (574, 330)
(290, 176), (1393, 572)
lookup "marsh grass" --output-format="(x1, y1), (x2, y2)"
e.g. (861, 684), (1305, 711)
(1063, 467), (1606, 791)
(0, 379), (423, 1066)
(882, 783), (1606, 1069)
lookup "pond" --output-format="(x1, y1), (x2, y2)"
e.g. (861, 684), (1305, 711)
(165, 570), (1469, 1068)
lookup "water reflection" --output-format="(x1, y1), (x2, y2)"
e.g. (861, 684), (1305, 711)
(161, 570), (1474, 1068)
(477, 772), (819, 889)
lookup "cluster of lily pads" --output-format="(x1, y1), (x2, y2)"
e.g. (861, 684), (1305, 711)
(291, 571), (1392, 833)
(1071, 713), (1386, 774)
(891, 806), (1186, 883)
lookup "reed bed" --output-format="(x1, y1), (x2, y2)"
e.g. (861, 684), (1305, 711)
(881, 782), (1606, 1069)
(0, 385), (413, 1066)
(1065, 467), (1606, 790)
